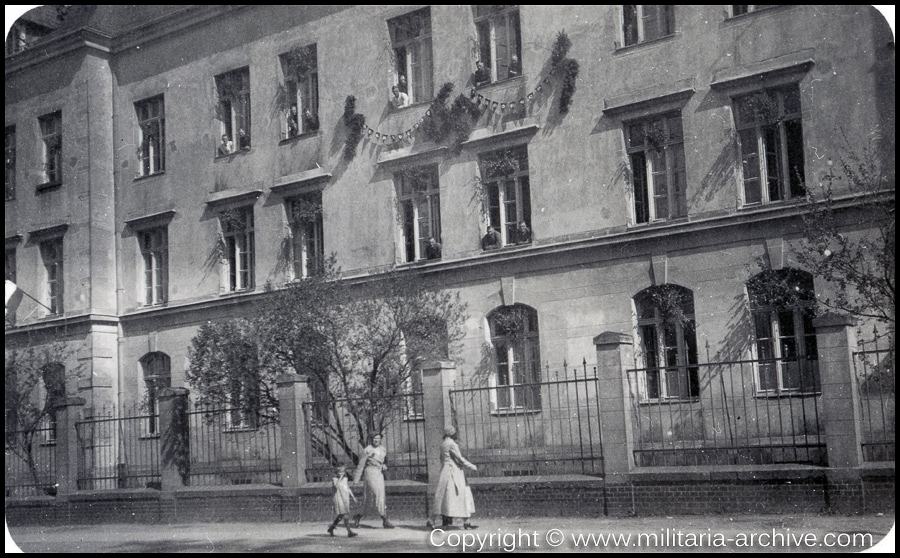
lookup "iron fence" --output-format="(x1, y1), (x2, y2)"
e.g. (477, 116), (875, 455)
(186, 402), (281, 486)
(450, 362), (604, 477)
(302, 392), (427, 483)
(75, 405), (161, 490)
(626, 357), (825, 466)
(854, 332), (895, 462)
(4, 423), (58, 497)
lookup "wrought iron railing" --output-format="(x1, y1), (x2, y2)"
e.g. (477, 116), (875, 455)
(75, 406), (160, 490)
(5, 423), (58, 497)
(854, 331), (895, 462)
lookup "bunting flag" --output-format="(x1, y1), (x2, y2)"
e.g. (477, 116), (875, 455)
(353, 60), (566, 145)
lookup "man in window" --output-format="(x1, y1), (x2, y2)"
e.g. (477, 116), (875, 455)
(481, 225), (501, 251)
(303, 108), (320, 132)
(514, 221), (532, 245)
(473, 60), (491, 87)
(238, 128), (251, 151)
(508, 54), (521, 78)
(390, 85), (410, 109)
(425, 237), (442, 260)
(287, 105), (299, 138)
(218, 134), (233, 156)
(397, 75), (409, 95)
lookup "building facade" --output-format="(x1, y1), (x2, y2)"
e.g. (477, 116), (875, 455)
(5, 5), (895, 501)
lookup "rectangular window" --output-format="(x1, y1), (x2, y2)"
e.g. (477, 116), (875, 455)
(39, 238), (63, 315)
(404, 370), (425, 420)
(38, 111), (62, 185)
(281, 45), (319, 139)
(625, 113), (687, 224)
(215, 67), (251, 154)
(475, 6), (522, 82)
(388, 8), (433, 104)
(4, 248), (14, 283)
(622, 5), (675, 47)
(735, 85), (805, 205)
(752, 308), (819, 393)
(226, 377), (260, 430)
(397, 165), (441, 263)
(221, 208), (255, 292)
(5, 126), (15, 201)
(140, 228), (168, 306)
(135, 96), (165, 176)
(480, 145), (532, 246)
(288, 191), (325, 279)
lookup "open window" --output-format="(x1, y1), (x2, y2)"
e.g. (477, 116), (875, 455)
(135, 96), (165, 176)
(474, 6), (522, 83)
(219, 207), (255, 292)
(625, 112), (687, 224)
(396, 164), (441, 263)
(288, 191), (325, 278)
(140, 352), (171, 435)
(479, 145), (532, 247)
(622, 5), (675, 47)
(487, 305), (542, 411)
(280, 44), (319, 139)
(215, 67), (251, 155)
(388, 8), (433, 104)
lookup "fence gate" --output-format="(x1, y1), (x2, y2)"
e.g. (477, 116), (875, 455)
(449, 363), (605, 478)
(853, 332), (895, 462)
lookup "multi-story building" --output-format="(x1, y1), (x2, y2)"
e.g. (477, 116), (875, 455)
(5, 5), (894, 499)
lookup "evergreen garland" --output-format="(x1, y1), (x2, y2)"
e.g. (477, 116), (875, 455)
(421, 82), (482, 152)
(552, 31), (579, 115)
(550, 29), (572, 67)
(342, 96), (366, 161)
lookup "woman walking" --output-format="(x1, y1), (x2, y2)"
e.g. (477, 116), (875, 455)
(352, 433), (395, 528)
(428, 426), (478, 529)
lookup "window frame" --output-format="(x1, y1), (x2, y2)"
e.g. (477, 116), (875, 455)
(388, 8), (434, 104)
(479, 145), (532, 247)
(729, 5), (776, 18)
(140, 352), (171, 436)
(38, 363), (65, 444)
(733, 85), (806, 207)
(5, 126), (15, 201)
(215, 67), (251, 155)
(225, 376), (261, 431)
(624, 112), (687, 225)
(474, 5), (523, 83)
(281, 45), (320, 139)
(139, 227), (169, 306)
(634, 286), (700, 402)
(39, 237), (63, 315)
(220, 207), (255, 293)
(621, 5), (675, 47)
(397, 164), (441, 263)
(402, 369), (425, 421)
(487, 305), (542, 412)
(38, 111), (62, 185)
(287, 191), (325, 279)
(747, 270), (820, 395)
(135, 96), (166, 177)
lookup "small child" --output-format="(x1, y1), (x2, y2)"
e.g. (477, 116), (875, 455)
(327, 463), (358, 537)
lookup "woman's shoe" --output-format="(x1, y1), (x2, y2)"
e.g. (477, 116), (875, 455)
(464, 522), (478, 529)
(347, 529), (358, 538)
(351, 514), (362, 528)
(382, 517), (396, 529)
(327, 525), (335, 536)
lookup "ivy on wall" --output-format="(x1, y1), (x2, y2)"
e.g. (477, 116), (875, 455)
(552, 31), (579, 114)
(420, 82), (482, 153)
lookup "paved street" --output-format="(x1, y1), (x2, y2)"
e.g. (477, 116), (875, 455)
(7, 514), (894, 553)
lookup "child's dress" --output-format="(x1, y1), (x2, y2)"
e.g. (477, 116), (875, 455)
(333, 475), (352, 515)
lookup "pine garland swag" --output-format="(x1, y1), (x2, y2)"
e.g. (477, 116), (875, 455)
(559, 59), (579, 114)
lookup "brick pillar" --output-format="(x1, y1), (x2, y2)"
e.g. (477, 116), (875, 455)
(812, 313), (863, 468)
(54, 396), (86, 495)
(158, 387), (190, 490)
(421, 361), (457, 486)
(277, 374), (311, 487)
(593, 332), (635, 478)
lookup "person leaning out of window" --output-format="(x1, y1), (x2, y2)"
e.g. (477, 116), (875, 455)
(514, 221), (531, 245)
(473, 60), (491, 87)
(425, 237), (442, 260)
(390, 85), (410, 109)
(481, 225), (500, 250)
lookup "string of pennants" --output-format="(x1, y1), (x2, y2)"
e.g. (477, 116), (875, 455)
(360, 65), (561, 145)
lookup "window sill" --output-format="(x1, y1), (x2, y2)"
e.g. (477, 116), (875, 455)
(490, 408), (541, 417)
(403, 415), (425, 422)
(398, 257), (442, 268)
(738, 198), (805, 212)
(219, 288), (257, 298)
(615, 32), (680, 54)
(473, 74), (526, 93)
(215, 148), (252, 160)
(35, 181), (62, 193)
(224, 426), (259, 433)
(723, 6), (787, 23)
(142, 302), (168, 309)
(280, 130), (321, 145)
(753, 391), (821, 399)
(628, 217), (689, 230)
(637, 397), (701, 406)
(389, 99), (432, 114)
(139, 433), (161, 440)
(133, 171), (165, 182)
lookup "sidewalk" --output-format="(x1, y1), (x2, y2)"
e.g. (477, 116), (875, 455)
(6, 513), (895, 553)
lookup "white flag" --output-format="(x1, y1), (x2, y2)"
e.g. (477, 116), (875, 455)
(6, 279), (23, 318)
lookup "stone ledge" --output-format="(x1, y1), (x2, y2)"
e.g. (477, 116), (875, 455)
(65, 488), (162, 502)
(619, 464), (830, 484)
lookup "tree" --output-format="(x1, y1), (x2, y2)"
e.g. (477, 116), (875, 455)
(186, 259), (468, 467)
(5, 342), (75, 496)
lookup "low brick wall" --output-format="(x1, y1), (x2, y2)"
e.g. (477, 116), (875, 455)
(5, 466), (894, 526)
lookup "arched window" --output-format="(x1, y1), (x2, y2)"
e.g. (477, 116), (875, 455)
(747, 269), (819, 393)
(39, 363), (66, 443)
(634, 285), (699, 400)
(487, 304), (541, 411)
(140, 352), (171, 434)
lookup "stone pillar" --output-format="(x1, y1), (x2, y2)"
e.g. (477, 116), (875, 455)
(54, 396), (86, 496)
(812, 313), (863, 468)
(421, 361), (457, 486)
(277, 374), (311, 487)
(157, 387), (190, 490)
(593, 332), (635, 478)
